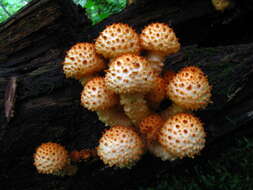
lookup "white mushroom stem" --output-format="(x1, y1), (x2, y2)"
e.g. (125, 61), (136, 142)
(96, 106), (133, 127)
(120, 93), (152, 126)
(145, 51), (165, 74)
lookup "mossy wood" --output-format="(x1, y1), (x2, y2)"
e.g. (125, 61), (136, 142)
(0, 0), (253, 189)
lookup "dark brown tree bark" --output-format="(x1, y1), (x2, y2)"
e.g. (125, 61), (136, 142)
(0, 0), (253, 189)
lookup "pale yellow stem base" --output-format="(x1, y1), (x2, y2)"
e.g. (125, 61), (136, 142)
(120, 93), (152, 126)
(97, 106), (133, 127)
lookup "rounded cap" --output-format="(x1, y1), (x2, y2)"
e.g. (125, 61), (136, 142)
(97, 125), (145, 168)
(63, 43), (105, 79)
(158, 113), (206, 158)
(95, 23), (141, 58)
(33, 142), (69, 174)
(167, 66), (212, 110)
(81, 77), (118, 111)
(140, 23), (180, 56)
(105, 54), (157, 94)
(139, 114), (164, 141)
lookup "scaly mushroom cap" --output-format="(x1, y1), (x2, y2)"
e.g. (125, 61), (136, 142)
(105, 54), (157, 94)
(81, 77), (118, 111)
(97, 125), (145, 168)
(139, 114), (164, 141)
(158, 113), (206, 159)
(63, 43), (105, 79)
(140, 23), (180, 56)
(33, 142), (69, 174)
(167, 66), (212, 110)
(95, 23), (141, 59)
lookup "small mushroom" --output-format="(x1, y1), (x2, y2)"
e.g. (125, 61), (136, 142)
(97, 125), (145, 168)
(81, 76), (132, 127)
(105, 54), (157, 125)
(95, 23), (141, 60)
(158, 113), (206, 159)
(140, 23), (180, 73)
(63, 43), (105, 85)
(33, 142), (77, 176)
(167, 66), (212, 110)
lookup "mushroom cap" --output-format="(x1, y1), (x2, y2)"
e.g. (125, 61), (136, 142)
(63, 43), (105, 79)
(167, 66), (212, 110)
(33, 142), (69, 174)
(158, 113), (206, 158)
(139, 114), (164, 141)
(105, 54), (157, 94)
(140, 23), (180, 56)
(95, 23), (141, 59)
(81, 77), (119, 111)
(97, 125), (145, 168)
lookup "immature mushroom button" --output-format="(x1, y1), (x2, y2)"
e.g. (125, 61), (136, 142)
(97, 125), (145, 168)
(140, 23), (180, 73)
(63, 42), (105, 85)
(158, 113), (206, 159)
(95, 23), (141, 59)
(166, 66), (212, 110)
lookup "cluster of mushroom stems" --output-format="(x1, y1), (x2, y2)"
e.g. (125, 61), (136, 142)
(33, 22), (212, 176)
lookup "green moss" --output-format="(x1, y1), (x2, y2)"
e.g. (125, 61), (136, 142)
(139, 136), (253, 190)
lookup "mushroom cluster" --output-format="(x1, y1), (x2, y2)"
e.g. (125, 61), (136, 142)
(34, 22), (212, 174)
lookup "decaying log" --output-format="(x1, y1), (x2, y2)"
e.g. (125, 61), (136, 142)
(0, 0), (253, 189)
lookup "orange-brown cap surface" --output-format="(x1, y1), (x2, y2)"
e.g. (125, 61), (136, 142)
(158, 113), (206, 159)
(95, 23), (141, 58)
(140, 23), (180, 56)
(105, 54), (157, 94)
(146, 76), (167, 106)
(81, 77), (118, 111)
(63, 43), (105, 79)
(167, 66), (212, 110)
(33, 142), (69, 174)
(139, 114), (164, 141)
(97, 125), (145, 168)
